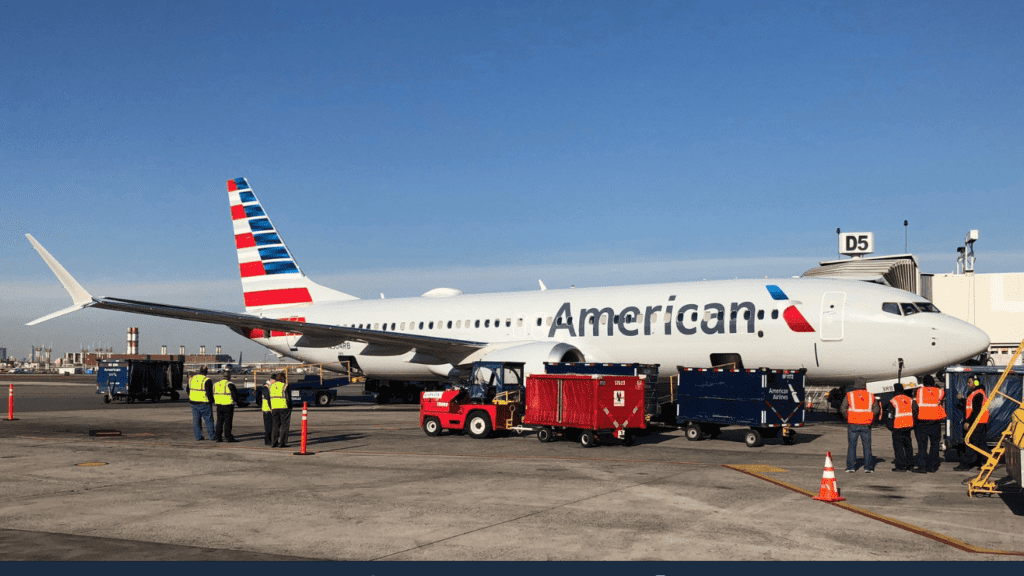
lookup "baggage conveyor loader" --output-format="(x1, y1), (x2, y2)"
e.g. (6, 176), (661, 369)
(967, 337), (1024, 497)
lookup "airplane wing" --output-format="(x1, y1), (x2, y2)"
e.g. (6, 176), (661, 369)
(26, 234), (488, 365)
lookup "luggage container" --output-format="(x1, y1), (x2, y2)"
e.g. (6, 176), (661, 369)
(675, 366), (806, 447)
(96, 358), (185, 404)
(943, 365), (1024, 455)
(544, 362), (660, 422)
(522, 372), (650, 447)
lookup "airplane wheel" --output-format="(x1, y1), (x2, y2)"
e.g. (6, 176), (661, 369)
(745, 429), (763, 448)
(537, 427), (553, 443)
(579, 430), (596, 448)
(170, 391), (180, 402)
(686, 423), (704, 441)
(423, 417), (442, 437)
(466, 412), (492, 439)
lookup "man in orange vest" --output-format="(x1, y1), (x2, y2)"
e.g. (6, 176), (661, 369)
(955, 376), (989, 471)
(884, 383), (918, 472)
(840, 381), (881, 473)
(913, 374), (946, 473)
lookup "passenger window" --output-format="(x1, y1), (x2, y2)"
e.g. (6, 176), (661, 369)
(390, 323), (395, 330)
(650, 313), (658, 324)
(546, 317), (553, 326)
(601, 316), (607, 325)
(516, 318), (523, 327)
(447, 321), (452, 329)
(400, 322), (405, 330)
(475, 320), (480, 328)
(743, 310), (751, 320)
(505, 318), (511, 327)
(588, 317), (595, 325)
(882, 303), (901, 315)
(771, 310), (778, 320)
(900, 303), (920, 316)
(614, 315), (620, 324)
(494, 319), (500, 327)
(374, 323), (379, 330)
(429, 322), (434, 329)
(536, 318), (542, 327)
(456, 320), (462, 328)
(691, 312), (698, 322)
(418, 322), (423, 329)
(757, 310), (764, 320)
(486, 319), (491, 328)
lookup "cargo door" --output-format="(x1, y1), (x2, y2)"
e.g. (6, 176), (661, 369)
(820, 292), (846, 341)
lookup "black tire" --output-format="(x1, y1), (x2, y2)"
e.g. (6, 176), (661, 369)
(126, 397), (135, 404)
(423, 416), (442, 437)
(103, 396), (111, 404)
(760, 427), (781, 439)
(782, 433), (796, 445)
(466, 412), (492, 439)
(621, 432), (635, 447)
(537, 427), (553, 443)
(170, 391), (180, 402)
(707, 425), (721, 439)
(315, 391), (331, 407)
(375, 390), (391, 405)
(685, 423), (704, 441)
(579, 430), (596, 448)
(236, 402), (250, 408)
(744, 429), (763, 448)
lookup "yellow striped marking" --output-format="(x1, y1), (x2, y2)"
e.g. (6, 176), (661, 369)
(75, 462), (107, 467)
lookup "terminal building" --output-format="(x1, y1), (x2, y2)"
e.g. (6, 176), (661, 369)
(803, 230), (1023, 366)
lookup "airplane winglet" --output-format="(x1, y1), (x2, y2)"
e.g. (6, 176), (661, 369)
(538, 280), (547, 291)
(25, 234), (95, 325)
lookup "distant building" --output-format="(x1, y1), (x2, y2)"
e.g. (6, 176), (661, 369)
(0, 348), (6, 362)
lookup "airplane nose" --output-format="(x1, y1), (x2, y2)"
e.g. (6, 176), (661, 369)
(965, 324), (991, 358)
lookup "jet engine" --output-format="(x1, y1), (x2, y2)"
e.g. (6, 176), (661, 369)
(467, 341), (585, 377)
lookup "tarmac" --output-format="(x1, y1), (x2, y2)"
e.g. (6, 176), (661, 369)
(1, 379), (1022, 561)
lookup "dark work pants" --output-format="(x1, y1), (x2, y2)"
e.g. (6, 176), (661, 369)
(891, 428), (914, 470)
(263, 411), (273, 445)
(272, 409), (292, 447)
(214, 405), (234, 440)
(962, 422), (989, 467)
(914, 420), (942, 470)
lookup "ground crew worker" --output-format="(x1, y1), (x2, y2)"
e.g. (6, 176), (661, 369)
(884, 383), (918, 472)
(269, 372), (293, 448)
(260, 379), (274, 446)
(188, 367), (215, 441)
(913, 374), (946, 473)
(956, 376), (990, 471)
(840, 381), (880, 473)
(212, 372), (239, 443)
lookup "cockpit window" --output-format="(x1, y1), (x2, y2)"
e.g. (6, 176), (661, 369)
(900, 303), (920, 316)
(882, 303), (901, 315)
(916, 302), (940, 313)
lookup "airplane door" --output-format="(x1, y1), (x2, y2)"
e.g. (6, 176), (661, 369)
(820, 292), (846, 341)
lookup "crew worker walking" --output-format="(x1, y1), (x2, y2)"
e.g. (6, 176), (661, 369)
(956, 376), (990, 471)
(885, 383), (918, 472)
(188, 367), (215, 441)
(269, 372), (293, 448)
(212, 372), (239, 443)
(913, 374), (946, 473)
(841, 382), (880, 473)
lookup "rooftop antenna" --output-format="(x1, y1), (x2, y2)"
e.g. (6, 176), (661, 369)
(904, 220), (908, 253)
(836, 228), (841, 258)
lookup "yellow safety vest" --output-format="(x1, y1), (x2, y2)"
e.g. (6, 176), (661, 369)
(189, 375), (210, 403)
(261, 386), (273, 412)
(269, 380), (289, 410)
(213, 380), (233, 406)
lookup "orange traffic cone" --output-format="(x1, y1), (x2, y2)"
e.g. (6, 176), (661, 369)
(812, 451), (846, 502)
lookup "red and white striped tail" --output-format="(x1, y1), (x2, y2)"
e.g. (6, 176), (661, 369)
(227, 178), (357, 313)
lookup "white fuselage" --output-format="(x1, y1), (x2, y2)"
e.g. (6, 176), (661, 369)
(247, 277), (990, 384)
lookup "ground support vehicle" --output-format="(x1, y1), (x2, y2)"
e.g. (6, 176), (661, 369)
(419, 362), (526, 438)
(675, 366), (806, 447)
(944, 365), (1024, 453)
(236, 363), (351, 408)
(96, 358), (184, 404)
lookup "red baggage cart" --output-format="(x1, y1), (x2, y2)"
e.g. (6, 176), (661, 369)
(523, 373), (649, 447)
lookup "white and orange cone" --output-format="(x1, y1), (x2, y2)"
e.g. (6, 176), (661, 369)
(812, 451), (846, 502)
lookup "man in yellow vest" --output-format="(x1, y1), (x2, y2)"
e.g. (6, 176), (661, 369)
(260, 377), (274, 446)
(913, 374), (946, 473)
(268, 372), (293, 448)
(955, 376), (990, 471)
(884, 383), (918, 472)
(188, 367), (215, 441)
(840, 381), (881, 473)
(212, 372), (239, 443)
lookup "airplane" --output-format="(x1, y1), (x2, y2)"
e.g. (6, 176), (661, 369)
(26, 177), (990, 405)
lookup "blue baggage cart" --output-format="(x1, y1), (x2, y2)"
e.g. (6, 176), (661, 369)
(675, 366), (806, 447)
(96, 358), (185, 404)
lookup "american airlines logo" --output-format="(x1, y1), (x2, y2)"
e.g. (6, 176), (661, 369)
(547, 285), (814, 338)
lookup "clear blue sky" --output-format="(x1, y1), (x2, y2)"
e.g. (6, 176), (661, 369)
(2, 0), (1022, 361)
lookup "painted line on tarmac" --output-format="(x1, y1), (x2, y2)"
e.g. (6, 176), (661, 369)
(724, 464), (1023, 557)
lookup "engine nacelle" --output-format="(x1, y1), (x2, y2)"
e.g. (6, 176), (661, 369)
(469, 341), (585, 377)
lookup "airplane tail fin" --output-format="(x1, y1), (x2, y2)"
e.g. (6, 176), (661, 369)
(227, 177), (358, 313)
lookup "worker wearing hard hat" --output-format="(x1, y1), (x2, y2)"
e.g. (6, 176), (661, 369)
(840, 381), (881, 473)
(884, 383), (918, 472)
(955, 376), (990, 471)
(212, 371), (239, 443)
(913, 374), (946, 473)
(188, 367), (215, 441)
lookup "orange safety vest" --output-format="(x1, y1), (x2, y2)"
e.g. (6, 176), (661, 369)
(889, 395), (914, 429)
(846, 389), (875, 425)
(915, 386), (946, 421)
(966, 388), (990, 424)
